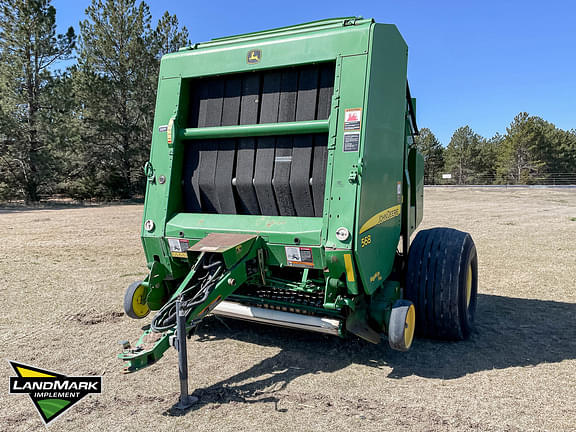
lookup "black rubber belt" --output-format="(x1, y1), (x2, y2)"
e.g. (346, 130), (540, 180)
(273, 70), (298, 216)
(197, 79), (223, 213)
(311, 64), (334, 216)
(183, 81), (208, 212)
(215, 78), (242, 214)
(311, 134), (328, 217)
(254, 71), (281, 215)
(235, 74), (261, 215)
(290, 66), (318, 217)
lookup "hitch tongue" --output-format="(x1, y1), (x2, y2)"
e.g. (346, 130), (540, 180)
(118, 235), (263, 373)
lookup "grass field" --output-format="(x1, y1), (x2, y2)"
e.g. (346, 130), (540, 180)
(1, 188), (575, 431)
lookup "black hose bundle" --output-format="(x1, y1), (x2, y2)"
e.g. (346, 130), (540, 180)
(150, 254), (225, 333)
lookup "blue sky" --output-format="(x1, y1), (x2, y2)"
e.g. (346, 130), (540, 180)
(52, 0), (575, 145)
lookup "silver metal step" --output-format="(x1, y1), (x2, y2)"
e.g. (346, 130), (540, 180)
(212, 300), (341, 336)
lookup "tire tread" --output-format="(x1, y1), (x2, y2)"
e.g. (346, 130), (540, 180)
(406, 228), (477, 340)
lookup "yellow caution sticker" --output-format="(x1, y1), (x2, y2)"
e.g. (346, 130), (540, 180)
(171, 251), (188, 258)
(167, 117), (174, 144)
(359, 204), (402, 234)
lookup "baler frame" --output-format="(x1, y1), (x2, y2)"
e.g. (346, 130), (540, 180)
(119, 17), (478, 375)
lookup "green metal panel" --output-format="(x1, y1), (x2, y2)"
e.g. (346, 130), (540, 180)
(165, 213), (323, 245)
(353, 24), (408, 294)
(160, 22), (372, 80)
(140, 76), (183, 270)
(323, 54), (367, 250)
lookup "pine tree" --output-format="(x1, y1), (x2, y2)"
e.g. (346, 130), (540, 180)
(552, 129), (576, 183)
(444, 126), (482, 185)
(76, 0), (156, 198)
(153, 11), (190, 58)
(413, 128), (444, 184)
(75, 1), (190, 198)
(0, 0), (75, 202)
(473, 133), (501, 184)
(497, 113), (548, 184)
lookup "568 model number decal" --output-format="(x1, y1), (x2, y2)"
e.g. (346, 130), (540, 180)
(361, 234), (372, 247)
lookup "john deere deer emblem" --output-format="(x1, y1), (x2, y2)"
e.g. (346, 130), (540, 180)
(247, 49), (261, 64)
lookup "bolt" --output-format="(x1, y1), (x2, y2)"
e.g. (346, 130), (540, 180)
(227, 278), (236, 286)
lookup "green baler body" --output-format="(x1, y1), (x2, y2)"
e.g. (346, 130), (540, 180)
(139, 17), (422, 337)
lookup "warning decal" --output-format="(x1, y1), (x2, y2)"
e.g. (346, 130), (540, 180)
(343, 132), (360, 152)
(285, 246), (314, 267)
(167, 117), (174, 144)
(344, 108), (362, 131)
(168, 238), (189, 258)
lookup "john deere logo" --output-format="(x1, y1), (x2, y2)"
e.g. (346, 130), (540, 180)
(8, 361), (102, 425)
(247, 49), (261, 64)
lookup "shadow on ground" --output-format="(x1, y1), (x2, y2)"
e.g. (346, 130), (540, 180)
(165, 294), (576, 414)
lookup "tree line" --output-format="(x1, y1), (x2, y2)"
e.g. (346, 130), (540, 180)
(415, 114), (576, 185)
(0, 0), (189, 202)
(1, 1), (575, 203)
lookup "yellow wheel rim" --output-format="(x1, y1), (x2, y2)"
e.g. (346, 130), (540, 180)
(466, 263), (472, 308)
(131, 284), (149, 318)
(404, 304), (416, 349)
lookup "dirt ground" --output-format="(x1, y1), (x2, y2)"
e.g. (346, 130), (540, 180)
(0, 187), (575, 432)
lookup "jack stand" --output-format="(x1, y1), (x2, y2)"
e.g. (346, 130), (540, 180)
(174, 298), (198, 410)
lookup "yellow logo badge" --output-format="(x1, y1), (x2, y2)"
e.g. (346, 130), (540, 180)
(247, 49), (261, 64)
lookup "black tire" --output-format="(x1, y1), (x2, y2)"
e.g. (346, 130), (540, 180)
(405, 228), (478, 340)
(124, 280), (150, 319)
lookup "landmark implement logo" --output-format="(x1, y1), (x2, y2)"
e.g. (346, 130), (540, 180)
(8, 361), (102, 425)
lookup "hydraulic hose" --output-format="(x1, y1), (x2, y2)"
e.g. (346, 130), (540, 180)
(150, 254), (225, 332)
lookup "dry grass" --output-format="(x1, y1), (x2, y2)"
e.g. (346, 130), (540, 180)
(0, 188), (575, 431)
